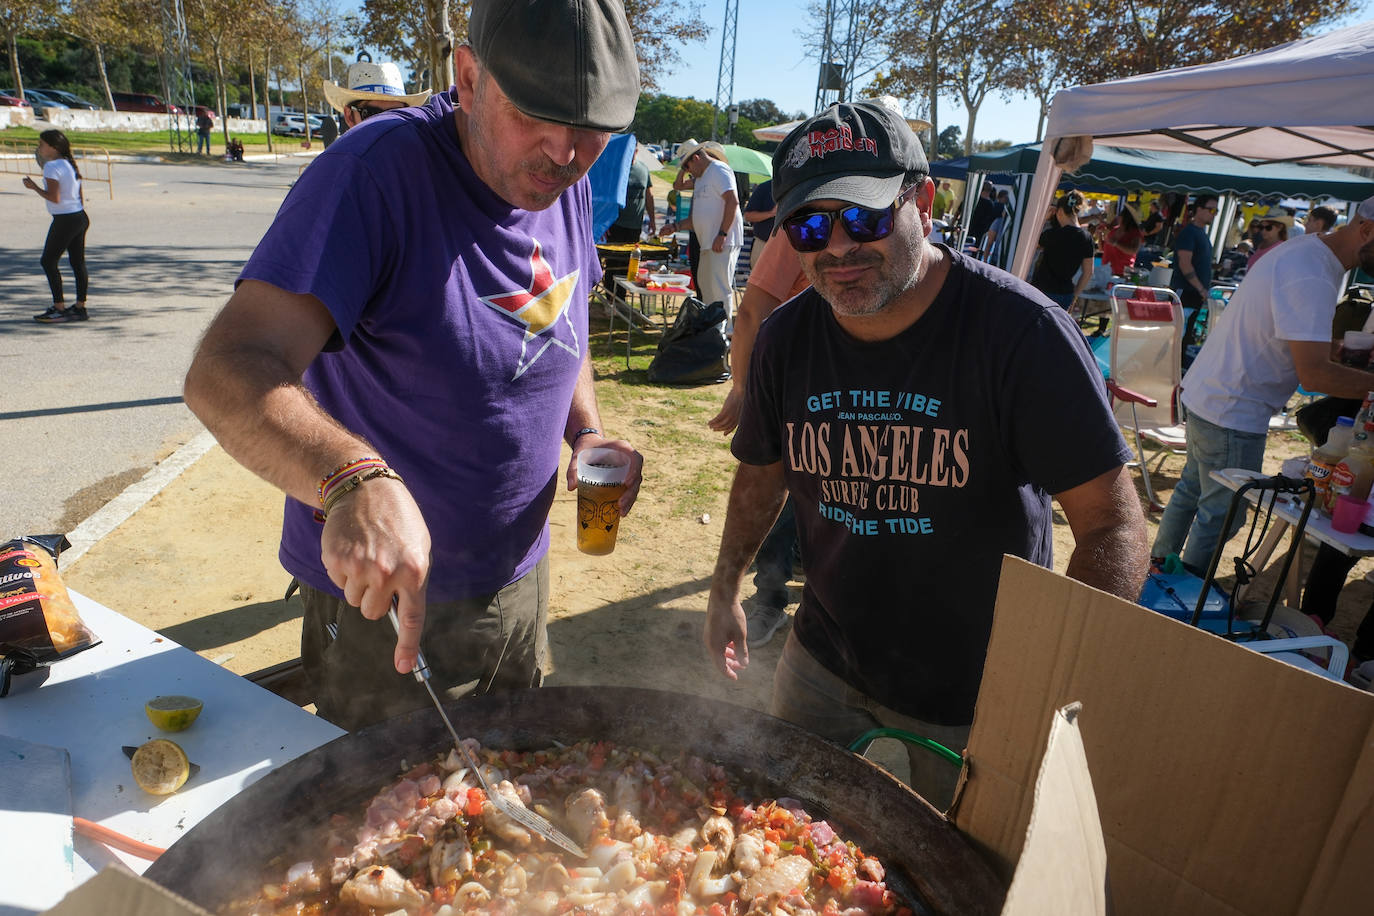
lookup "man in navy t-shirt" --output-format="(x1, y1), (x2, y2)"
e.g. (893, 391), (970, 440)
(704, 102), (1148, 808)
(1170, 194), (1218, 348)
(184, 0), (645, 730)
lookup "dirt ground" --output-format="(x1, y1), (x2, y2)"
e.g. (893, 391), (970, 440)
(60, 307), (1372, 763)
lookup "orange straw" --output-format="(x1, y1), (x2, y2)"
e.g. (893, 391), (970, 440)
(72, 816), (166, 860)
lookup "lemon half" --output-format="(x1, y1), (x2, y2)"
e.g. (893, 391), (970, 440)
(145, 695), (203, 732)
(131, 738), (191, 795)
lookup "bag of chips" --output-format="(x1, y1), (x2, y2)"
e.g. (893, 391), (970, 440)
(0, 534), (99, 696)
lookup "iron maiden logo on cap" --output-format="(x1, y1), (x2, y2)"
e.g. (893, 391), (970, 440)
(804, 125), (878, 160)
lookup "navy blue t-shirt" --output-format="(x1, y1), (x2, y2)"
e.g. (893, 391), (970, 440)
(1171, 223), (1214, 291)
(732, 248), (1131, 724)
(745, 180), (776, 242)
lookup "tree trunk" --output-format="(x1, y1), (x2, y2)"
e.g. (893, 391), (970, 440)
(925, 19), (939, 160)
(215, 47), (228, 144)
(95, 42), (114, 111)
(426, 0), (454, 91)
(298, 58), (312, 143)
(9, 34), (22, 99)
(248, 47), (258, 121)
(262, 47), (273, 152)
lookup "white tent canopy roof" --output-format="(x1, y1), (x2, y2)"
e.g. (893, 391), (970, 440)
(1011, 19), (1374, 278)
(1044, 20), (1374, 169)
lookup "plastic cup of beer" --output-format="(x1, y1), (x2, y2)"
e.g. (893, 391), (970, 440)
(576, 447), (630, 556)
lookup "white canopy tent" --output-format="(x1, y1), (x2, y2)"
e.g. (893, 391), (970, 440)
(1011, 20), (1374, 279)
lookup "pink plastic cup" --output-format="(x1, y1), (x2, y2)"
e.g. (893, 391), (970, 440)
(1332, 494), (1369, 533)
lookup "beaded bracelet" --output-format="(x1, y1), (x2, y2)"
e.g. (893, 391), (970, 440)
(318, 457), (387, 505)
(314, 466), (405, 522)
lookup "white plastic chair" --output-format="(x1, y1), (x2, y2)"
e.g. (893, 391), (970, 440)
(1104, 284), (1187, 511)
(1248, 635), (1349, 681)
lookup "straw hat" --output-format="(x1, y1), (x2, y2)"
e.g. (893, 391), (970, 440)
(674, 138), (703, 164)
(1259, 212), (1294, 227)
(322, 54), (430, 113)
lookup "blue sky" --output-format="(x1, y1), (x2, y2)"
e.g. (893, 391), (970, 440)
(657, 0), (1374, 147)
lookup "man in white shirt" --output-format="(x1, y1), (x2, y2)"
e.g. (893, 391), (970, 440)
(673, 139), (743, 333)
(1153, 195), (1374, 573)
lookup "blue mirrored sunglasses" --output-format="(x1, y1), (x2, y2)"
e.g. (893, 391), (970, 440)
(781, 196), (907, 252)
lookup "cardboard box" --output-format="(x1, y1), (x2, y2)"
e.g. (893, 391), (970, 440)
(955, 556), (1374, 915)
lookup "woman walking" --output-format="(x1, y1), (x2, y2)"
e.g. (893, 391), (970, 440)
(23, 130), (90, 323)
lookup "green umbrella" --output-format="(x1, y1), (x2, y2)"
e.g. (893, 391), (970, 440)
(717, 144), (773, 177)
(672, 142), (774, 177)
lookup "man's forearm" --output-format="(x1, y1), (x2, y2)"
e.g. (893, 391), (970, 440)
(185, 345), (370, 508)
(563, 353), (603, 445)
(1065, 523), (1149, 601)
(710, 462), (787, 602)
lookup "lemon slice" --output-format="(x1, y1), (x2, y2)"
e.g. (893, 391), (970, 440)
(145, 695), (203, 731)
(131, 738), (191, 795)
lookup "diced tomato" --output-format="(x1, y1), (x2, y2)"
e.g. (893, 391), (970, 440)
(764, 828), (782, 843)
(826, 869), (847, 889)
(709, 905), (727, 916)
(432, 880), (457, 904)
(465, 787), (486, 817)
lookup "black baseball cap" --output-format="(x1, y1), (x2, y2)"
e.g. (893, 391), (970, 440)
(772, 101), (929, 224)
(467, 0), (640, 132)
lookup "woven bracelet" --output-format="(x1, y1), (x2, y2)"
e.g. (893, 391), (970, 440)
(316, 466), (405, 521)
(318, 457), (387, 505)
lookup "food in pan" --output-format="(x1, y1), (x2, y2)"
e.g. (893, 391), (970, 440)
(233, 739), (912, 915)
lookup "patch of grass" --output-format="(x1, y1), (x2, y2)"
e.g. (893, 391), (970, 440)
(2, 124), (288, 154)
(675, 462), (730, 518)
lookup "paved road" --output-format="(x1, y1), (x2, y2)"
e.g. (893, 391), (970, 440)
(0, 153), (314, 535)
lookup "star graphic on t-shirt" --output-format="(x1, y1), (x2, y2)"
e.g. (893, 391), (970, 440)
(480, 238), (581, 380)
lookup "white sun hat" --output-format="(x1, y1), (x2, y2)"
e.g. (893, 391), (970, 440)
(322, 53), (431, 113)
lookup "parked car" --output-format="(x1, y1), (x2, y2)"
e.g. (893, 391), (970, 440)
(0, 90), (29, 107)
(35, 88), (100, 110)
(2, 88), (67, 116)
(271, 113), (324, 136)
(111, 90), (180, 114)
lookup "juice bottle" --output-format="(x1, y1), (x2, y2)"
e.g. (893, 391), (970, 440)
(1307, 417), (1354, 512)
(1327, 438), (1374, 512)
(627, 244), (641, 282)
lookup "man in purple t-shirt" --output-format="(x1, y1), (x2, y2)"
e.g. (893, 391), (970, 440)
(184, 0), (644, 730)
(704, 103), (1148, 808)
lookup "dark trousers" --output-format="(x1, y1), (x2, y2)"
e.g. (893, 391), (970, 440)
(1301, 543), (1374, 661)
(298, 556), (549, 731)
(196, 129), (211, 154)
(1180, 286), (1204, 351)
(753, 498), (797, 609)
(605, 224), (640, 244)
(41, 211), (90, 303)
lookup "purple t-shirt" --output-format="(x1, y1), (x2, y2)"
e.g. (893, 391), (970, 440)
(239, 90), (601, 601)
(732, 248), (1131, 724)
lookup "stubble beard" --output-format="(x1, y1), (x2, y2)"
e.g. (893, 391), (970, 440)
(467, 76), (582, 211)
(805, 229), (925, 318)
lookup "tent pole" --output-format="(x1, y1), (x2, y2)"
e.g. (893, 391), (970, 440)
(1011, 149), (1062, 280)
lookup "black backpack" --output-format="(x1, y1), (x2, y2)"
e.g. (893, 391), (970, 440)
(646, 298), (731, 385)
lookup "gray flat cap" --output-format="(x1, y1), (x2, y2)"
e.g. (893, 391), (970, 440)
(468, 0), (641, 132)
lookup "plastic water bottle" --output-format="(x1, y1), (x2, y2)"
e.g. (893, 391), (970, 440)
(627, 244), (641, 282)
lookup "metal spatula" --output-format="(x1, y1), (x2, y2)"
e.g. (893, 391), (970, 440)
(387, 604), (585, 858)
